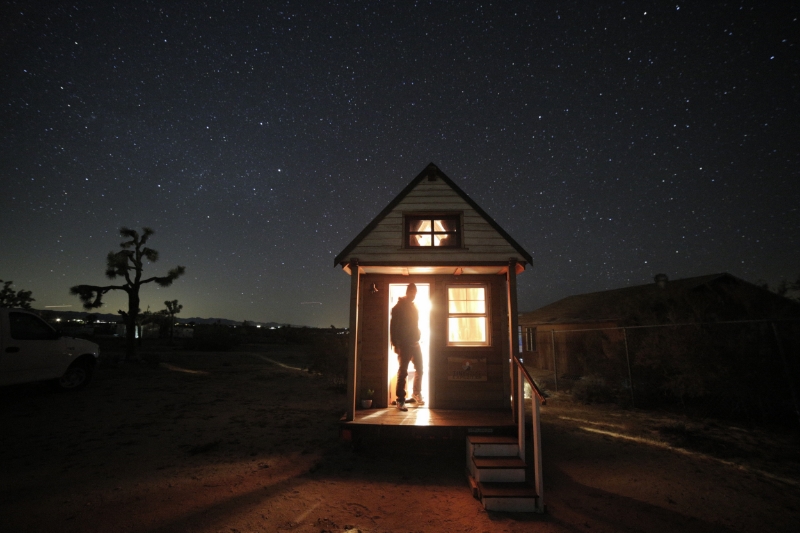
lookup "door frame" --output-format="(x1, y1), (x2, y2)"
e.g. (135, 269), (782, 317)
(386, 282), (431, 407)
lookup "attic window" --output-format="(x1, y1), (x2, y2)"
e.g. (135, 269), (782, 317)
(405, 215), (461, 248)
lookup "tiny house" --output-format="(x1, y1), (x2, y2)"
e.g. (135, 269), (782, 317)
(335, 164), (546, 511)
(335, 163), (532, 413)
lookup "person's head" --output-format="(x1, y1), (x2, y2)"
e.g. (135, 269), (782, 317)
(406, 282), (417, 301)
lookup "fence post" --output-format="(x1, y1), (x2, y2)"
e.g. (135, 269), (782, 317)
(551, 329), (558, 392)
(623, 327), (634, 407)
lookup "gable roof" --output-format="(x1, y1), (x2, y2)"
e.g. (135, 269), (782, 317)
(334, 162), (533, 268)
(520, 273), (800, 326)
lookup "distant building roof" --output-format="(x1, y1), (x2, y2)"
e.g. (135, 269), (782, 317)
(520, 273), (800, 327)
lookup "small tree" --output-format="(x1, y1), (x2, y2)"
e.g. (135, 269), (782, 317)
(0, 279), (35, 309)
(777, 274), (800, 302)
(70, 227), (185, 360)
(164, 299), (183, 339)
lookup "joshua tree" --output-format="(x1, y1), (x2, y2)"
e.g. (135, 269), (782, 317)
(164, 299), (183, 339)
(70, 227), (185, 360)
(0, 280), (35, 309)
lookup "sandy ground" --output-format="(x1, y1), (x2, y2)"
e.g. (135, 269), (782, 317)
(1, 346), (799, 533)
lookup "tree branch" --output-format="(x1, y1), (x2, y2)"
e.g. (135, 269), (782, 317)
(69, 283), (127, 309)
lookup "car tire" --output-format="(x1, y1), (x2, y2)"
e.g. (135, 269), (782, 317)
(55, 359), (94, 390)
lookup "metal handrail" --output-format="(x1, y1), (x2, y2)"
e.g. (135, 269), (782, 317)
(513, 354), (547, 405)
(512, 352), (545, 512)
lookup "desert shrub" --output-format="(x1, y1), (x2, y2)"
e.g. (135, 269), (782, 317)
(626, 322), (800, 425)
(308, 329), (348, 390)
(139, 351), (162, 365)
(692, 322), (796, 424)
(185, 324), (241, 351)
(572, 375), (615, 404)
(628, 325), (711, 408)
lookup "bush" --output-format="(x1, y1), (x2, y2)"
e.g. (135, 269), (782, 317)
(308, 329), (348, 389)
(184, 324), (241, 351)
(572, 375), (615, 404)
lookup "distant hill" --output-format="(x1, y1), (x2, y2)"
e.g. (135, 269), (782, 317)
(34, 309), (289, 329)
(181, 317), (290, 328)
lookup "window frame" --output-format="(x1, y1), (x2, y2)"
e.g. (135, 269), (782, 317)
(446, 283), (491, 347)
(9, 312), (59, 341)
(403, 213), (462, 249)
(524, 327), (537, 352)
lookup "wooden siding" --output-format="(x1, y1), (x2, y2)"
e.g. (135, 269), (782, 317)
(344, 178), (525, 264)
(433, 274), (510, 409)
(357, 275), (390, 407)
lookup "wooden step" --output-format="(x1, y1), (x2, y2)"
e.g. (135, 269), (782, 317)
(470, 456), (526, 482)
(467, 435), (518, 445)
(467, 435), (519, 458)
(467, 473), (479, 498)
(478, 481), (539, 512)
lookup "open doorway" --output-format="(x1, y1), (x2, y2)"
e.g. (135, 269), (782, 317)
(387, 283), (430, 407)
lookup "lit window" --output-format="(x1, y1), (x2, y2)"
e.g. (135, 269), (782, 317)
(406, 215), (460, 247)
(447, 286), (489, 346)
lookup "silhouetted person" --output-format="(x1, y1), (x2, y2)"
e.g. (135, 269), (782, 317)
(390, 283), (424, 411)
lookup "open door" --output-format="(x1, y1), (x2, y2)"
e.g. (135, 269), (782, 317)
(387, 283), (430, 407)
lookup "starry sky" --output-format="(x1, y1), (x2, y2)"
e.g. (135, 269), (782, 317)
(1, 1), (798, 327)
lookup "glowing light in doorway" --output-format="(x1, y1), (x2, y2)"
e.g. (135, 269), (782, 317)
(388, 283), (430, 406)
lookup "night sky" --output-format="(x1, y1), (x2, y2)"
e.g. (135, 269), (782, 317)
(1, 1), (798, 327)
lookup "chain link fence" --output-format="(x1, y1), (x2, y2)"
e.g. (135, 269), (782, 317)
(521, 320), (800, 426)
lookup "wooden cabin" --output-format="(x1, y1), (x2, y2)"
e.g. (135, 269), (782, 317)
(335, 163), (546, 512)
(335, 162), (532, 412)
(519, 273), (800, 400)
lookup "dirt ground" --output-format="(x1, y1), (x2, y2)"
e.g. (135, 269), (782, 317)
(2, 346), (799, 533)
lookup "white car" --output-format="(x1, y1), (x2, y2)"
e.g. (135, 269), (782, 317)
(0, 308), (100, 390)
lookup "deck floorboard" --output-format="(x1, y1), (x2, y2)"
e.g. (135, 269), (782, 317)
(344, 408), (515, 428)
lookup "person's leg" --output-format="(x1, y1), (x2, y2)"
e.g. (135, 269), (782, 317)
(410, 343), (423, 397)
(395, 350), (411, 404)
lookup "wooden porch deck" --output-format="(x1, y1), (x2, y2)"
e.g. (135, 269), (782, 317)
(341, 407), (517, 441)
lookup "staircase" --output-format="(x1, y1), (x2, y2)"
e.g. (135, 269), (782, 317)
(466, 435), (540, 512)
